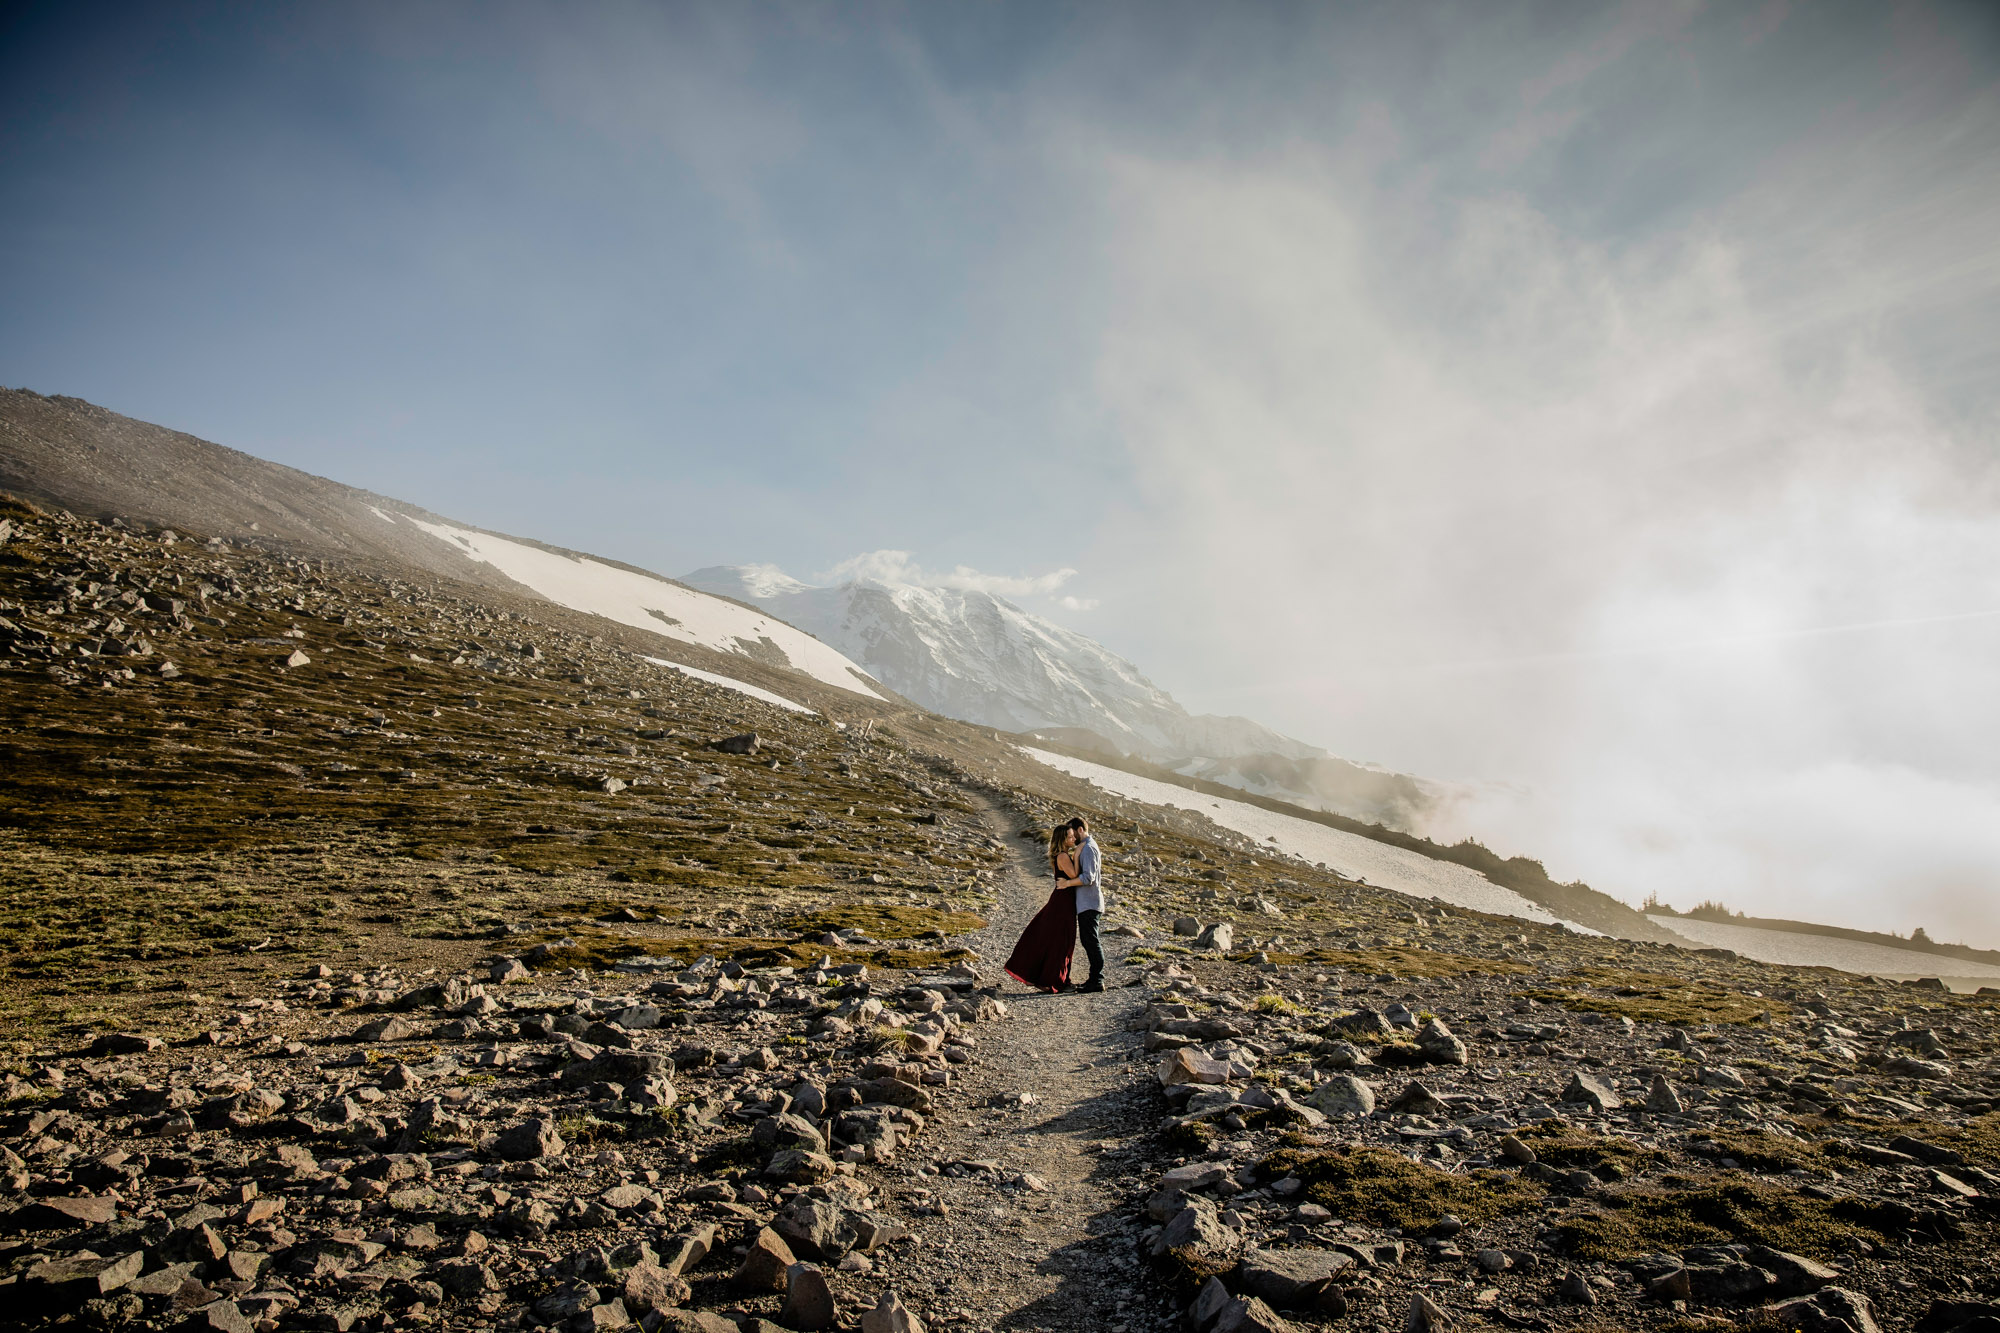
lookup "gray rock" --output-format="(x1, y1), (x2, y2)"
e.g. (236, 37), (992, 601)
(1173, 917), (1202, 936)
(1403, 1294), (1451, 1333)
(1561, 1072), (1622, 1112)
(1645, 1075), (1684, 1114)
(1195, 923), (1235, 952)
(1150, 1197), (1239, 1262)
(492, 1118), (566, 1161)
(1237, 1248), (1354, 1307)
(1744, 1246), (1841, 1297)
(1415, 1019), (1468, 1066)
(1188, 1276), (1234, 1331)
(1556, 1270), (1595, 1305)
(1214, 1296), (1299, 1333)
(732, 1227), (796, 1290)
(860, 1288), (927, 1333)
(1308, 1075), (1376, 1117)
(780, 1262), (838, 1331)
(1772, 1288), (1883, 1333)
(764, 1149), (837, 1185)
(1700, 1065), (1748, 1091)
(351, 1016), (416, 1043)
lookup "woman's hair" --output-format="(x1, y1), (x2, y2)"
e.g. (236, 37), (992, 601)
(1046, 822), (1073, 872)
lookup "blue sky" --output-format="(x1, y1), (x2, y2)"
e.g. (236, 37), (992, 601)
(6, 1), (2000, 939)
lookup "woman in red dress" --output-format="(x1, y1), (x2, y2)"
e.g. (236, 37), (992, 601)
(1005, 823), (1085, 992)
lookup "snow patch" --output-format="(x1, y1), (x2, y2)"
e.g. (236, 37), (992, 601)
(1023, 747), (1589, 930)
(643, 657), (816, 714)
(365, 505), (398, 524)
(402, 518), (884, 699)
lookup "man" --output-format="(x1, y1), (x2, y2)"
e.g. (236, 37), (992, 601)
(1067, 816), (1106, 993)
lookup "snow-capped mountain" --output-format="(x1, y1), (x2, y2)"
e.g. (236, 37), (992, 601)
(683, 563), (1313, 761)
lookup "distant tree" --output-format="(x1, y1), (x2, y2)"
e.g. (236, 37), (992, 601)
(1911, 926), (1934, 946)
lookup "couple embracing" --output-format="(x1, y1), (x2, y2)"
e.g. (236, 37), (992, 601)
(1004, 815), (1107, 994)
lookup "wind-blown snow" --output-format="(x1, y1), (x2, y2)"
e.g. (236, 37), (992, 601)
(1024, 747), (1581, 928)
(1647, 915), (2000, 981)
(643, 657), (815, 715)
(366, 505), (397, 524)
(401, 519), (884, 699)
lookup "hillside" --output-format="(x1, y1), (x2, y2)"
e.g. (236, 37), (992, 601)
(1, 477), (1996, 1333)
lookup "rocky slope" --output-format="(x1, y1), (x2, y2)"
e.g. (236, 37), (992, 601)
(0, 389), (885, 703)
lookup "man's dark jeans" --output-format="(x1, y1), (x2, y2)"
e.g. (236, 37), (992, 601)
(1077, 909), (1105, 983)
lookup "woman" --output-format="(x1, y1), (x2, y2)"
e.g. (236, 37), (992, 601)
(1004, 823), (1085, 992)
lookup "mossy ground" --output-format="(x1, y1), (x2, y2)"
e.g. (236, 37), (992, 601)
(0, 507), (1011, 1051)
(1258, 1144), (1544, 1231)
(1521, 965), (1787, 1026)
(1518, 1123), (1669, 1179)
(1551, 1176), (1897, 1261)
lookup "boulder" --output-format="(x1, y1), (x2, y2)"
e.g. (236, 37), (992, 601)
(1195, 923), (1235, 952)
(491, 1118), (565, 1161)
(1236, 1248), (1355, 1307)
(1160, 1049), (1233, 1087)
(1561, 1073), (1621, 1112)
(780, 1262), (838, 1331)
(1307, 1075), (1375, 1118)
(732, 1228), (797, 1291)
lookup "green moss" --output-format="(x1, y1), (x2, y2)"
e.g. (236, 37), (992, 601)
(1519, 1123), (1668, 1178)
(1550, 1176), (1896, 1261)
(1701, 1130), (1830, 1175)
(1522, 965), (1786, 1026)
(1259, 1145), (1543, 1232)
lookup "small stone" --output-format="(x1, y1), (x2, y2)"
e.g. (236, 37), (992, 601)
(1498, 1134), (1536, 1164)
(88, 1032), (162, 1055)
(352, 1016), (415, 1043)
(1404, 1293), (1451, 1333)
(1556, 1270), (1595, 1305)
(4, 1195), (120, 1232)
(733, 1227), (797, 1291)
(1307, 1075), (1376, 1117)
(1645, 1076), (1683, 1114)
(622, 1263), (689, 1315)
(860, 1288), (927, 1333)
(492, 1118), (565, 1161)
(1561, 1072), (1621, 1112)
(780, 1262), (838, 1331)
(1159, 1048), (1233, 1087)
(1215, 1295), (1300, 1333)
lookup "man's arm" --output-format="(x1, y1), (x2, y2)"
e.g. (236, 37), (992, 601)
(1077, 838), (1101, 888)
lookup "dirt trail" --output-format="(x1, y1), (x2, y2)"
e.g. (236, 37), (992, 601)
(858, 797), (1176, 1332)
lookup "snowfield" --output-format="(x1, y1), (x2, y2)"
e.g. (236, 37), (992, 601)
(643, 657), (815, 715)
(402, 518), (884, 699)
(1647, 915), (2000, 982)
(1024, 748), (1581, 928)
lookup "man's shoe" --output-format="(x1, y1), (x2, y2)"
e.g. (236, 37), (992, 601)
(1077, 977), (1105, 993)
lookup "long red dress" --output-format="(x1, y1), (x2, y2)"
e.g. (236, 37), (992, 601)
(1005, 852), (1079, 991)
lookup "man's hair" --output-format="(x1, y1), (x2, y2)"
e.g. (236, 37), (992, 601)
(1066, 816), (1089, 833)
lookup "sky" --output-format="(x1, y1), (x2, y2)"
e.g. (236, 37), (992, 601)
(5, 1), (2000, 941)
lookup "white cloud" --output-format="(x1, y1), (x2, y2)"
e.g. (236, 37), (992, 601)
(824, 549), (1087, 602)
(1070, 69), (2000, 939)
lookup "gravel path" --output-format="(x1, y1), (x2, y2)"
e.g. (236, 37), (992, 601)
(858, 797), (1178, 1332)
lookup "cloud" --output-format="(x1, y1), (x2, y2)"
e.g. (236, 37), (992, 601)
(1065, 11), (2000, 940)
(824, 549), (1087, 601)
